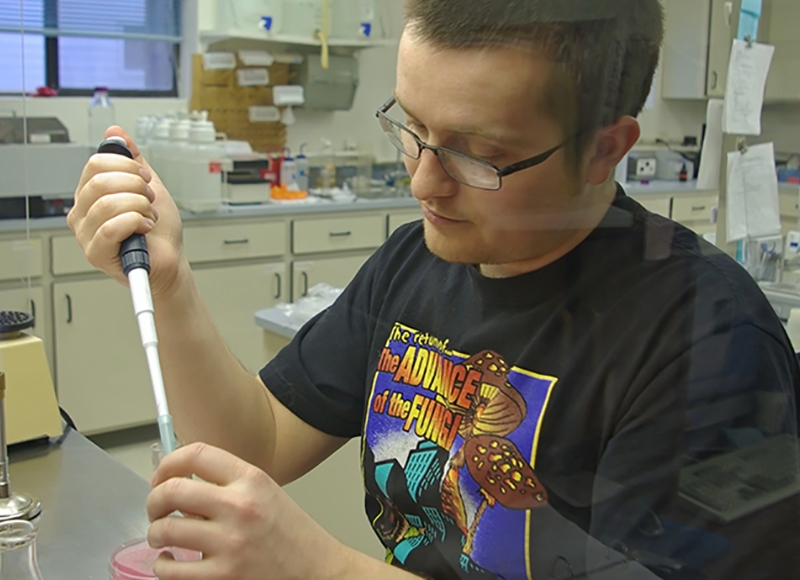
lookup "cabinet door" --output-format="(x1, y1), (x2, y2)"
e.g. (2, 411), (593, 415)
(707, 0), (733, 97)
(53, 278), (154, 434)
(292, 254), (373, 302)
(662, 0), (712, 99)
(762, 0), (800, 102)
(193, 262), (287, 373)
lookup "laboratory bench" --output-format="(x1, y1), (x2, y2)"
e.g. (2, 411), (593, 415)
(10, 428), (151, 579)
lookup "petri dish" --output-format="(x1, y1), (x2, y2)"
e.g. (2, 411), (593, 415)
(109, 538), (201, 580)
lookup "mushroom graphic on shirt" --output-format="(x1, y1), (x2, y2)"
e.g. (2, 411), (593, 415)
(440, 350), (548, 556)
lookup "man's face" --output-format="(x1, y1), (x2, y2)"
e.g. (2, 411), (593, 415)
(396, 31), (609, 270)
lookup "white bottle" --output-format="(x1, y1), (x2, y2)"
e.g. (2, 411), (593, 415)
(146, 117), (172, 181)
(87, 87), (115, 146)
(164, 118), (191, 202)
(296, 143), (309, 192)
(787, 308), (800, 353)
(181, 116), (224, 213)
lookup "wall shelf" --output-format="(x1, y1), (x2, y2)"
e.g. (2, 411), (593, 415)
(199, 29), (396, 54)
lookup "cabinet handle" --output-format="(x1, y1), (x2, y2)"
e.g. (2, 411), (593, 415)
(329, 231), (352, 238)
(65, 294), (73, 323)
(692, 206), (707, 212)
(710, 71), (718, 90)
(274, 273), (282, 299)
(301, 271), (309, 297)
(29, 299), (36, 325)
(224, 239), (250, 245)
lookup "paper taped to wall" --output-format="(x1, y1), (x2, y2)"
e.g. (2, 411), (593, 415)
(727, 142), (781, 242)
(722, 39), (775, 135)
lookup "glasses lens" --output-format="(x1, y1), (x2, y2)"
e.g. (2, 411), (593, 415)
(379, 115), (421, 159)
(439, 150), (501, 190)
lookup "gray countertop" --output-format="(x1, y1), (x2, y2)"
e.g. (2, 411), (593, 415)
(0, 196), (421, 234)
(254, 308), (303, 339)
(10, 428), (151, 580)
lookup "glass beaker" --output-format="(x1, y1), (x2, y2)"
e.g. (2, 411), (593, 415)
(0, 520), (43, 580)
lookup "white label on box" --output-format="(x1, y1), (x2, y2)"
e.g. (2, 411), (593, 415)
(238, 50), (275, 67)
(203, 52), (237, 70)
(249, 106), (282, 123)
(237, 68), (270, 87)
(29, 133), (51, 144)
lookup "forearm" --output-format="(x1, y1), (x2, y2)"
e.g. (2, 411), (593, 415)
(153, 257), (276, 470)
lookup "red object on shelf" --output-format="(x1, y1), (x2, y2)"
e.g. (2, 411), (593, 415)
(32, 87), (58, 97)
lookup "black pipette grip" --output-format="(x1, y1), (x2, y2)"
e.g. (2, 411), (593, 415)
(96, 137), (151, 276)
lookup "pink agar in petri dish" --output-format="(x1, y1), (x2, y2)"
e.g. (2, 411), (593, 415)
(109, 538), (201, 580)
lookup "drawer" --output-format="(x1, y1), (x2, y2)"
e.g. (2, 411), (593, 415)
(631, 196), (671, 218)
(671, 194), (718, 223)
(184, 221), (286, 264)
(0, 238), (42, 281)
(51, 235), (94, 275)
(293, 215), (385, 255)
(779, 188), (800, 218)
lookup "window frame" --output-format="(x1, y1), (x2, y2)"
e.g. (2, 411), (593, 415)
(1, 0), (181, 97)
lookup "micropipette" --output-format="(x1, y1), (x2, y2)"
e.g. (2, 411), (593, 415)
(97, 136), (177, 455)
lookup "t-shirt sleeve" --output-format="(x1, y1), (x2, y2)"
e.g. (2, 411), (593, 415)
(589, 322), (800, 570)
(259, 249), (386, 439)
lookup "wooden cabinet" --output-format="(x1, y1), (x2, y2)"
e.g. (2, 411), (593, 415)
(193, 261), (287, 373)
(0, 238), (42, 281)
(761, 0), (800, 102)
(292, 215), (384, 255)
(292, 254), (373, 302)
(629, 190), (719, 235)
(663, 0), (800, 102)
(53, 278), (154, 434)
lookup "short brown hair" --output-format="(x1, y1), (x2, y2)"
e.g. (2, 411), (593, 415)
(404, 0), (664, 161)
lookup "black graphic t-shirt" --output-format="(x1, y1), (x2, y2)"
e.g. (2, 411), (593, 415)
(261, 187), (800, 579)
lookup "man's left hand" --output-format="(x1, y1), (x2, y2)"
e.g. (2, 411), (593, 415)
(147, 442), (349, 580)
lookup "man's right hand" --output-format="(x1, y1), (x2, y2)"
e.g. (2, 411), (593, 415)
(69, 125), (186, 298)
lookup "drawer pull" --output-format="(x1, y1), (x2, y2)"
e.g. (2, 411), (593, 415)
(329, 231), (352, 238)
(691, 206), (707, 212)
(29, 299), (36, 325)
(66, 294), (73, 323)
(224, 239), (250, 245)
(274, 273), (282, 299)
(302, 271), (309, 297)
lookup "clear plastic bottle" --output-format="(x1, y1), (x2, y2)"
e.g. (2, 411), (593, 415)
(280, 148), (298, 191)
(0, 520), (43, 580)
(88, 87), (116, 146)
(319, 138), (337, 194)
(296, 143), (309, 192)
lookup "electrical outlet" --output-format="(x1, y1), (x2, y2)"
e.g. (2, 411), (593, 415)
(636, 158), (657, 178)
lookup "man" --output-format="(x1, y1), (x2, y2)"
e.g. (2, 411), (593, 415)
(70, 1), (799, 579)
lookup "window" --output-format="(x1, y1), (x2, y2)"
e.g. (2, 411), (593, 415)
(0, 0), (181, 96)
